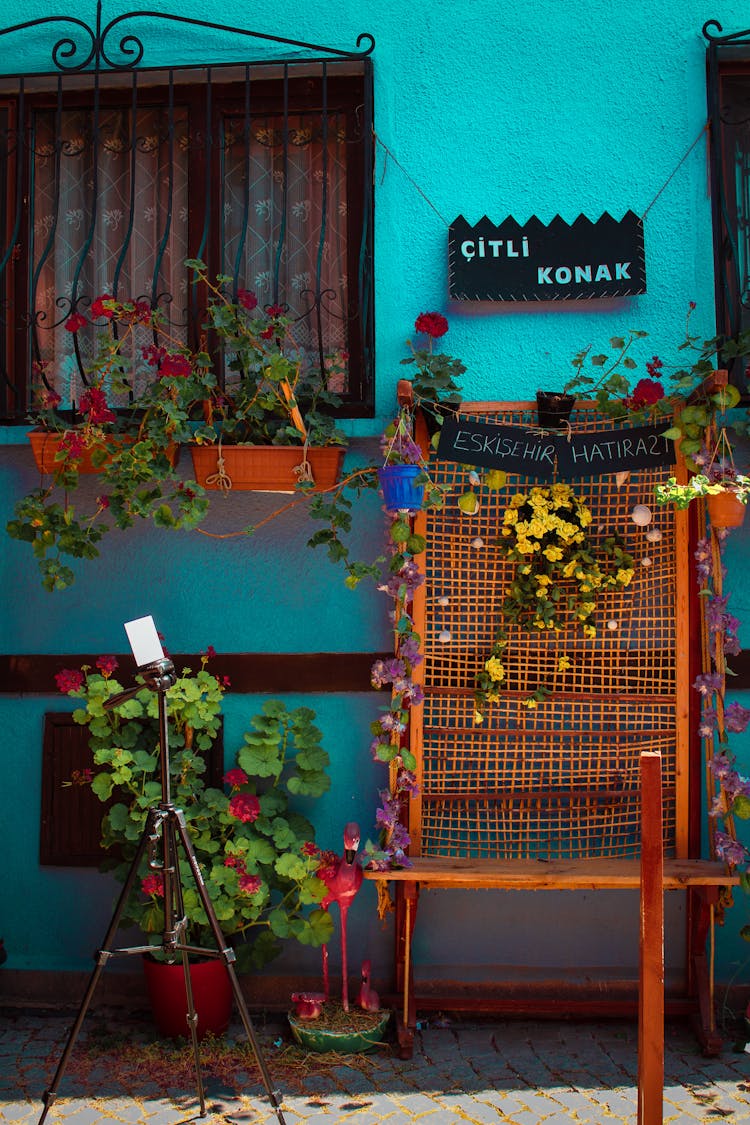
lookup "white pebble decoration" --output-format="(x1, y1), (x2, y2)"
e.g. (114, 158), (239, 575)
(437, 595), (450, 606)
(631, 504), (653, 527)
(641, 556), (652, 568)
(471, 537), (485, 549)
(468, 470), (480, 486)
(607, 619), (619, 631)
(438, 629), (452, 644)
(645, 528), (662, 543)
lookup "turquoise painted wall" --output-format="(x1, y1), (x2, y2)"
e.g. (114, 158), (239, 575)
(2, 0), (750, 992)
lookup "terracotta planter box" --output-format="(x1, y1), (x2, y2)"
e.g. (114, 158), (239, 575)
(189, 444), (345, 492)
(28, 430), (179, 474)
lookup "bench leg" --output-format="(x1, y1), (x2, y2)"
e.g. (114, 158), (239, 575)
(394, 881), (419, 1058)
(688, 886), (723, 1056)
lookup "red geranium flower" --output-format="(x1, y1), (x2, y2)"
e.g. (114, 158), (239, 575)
(96, 655), (119, 678)
(160, 353), (192, 378)
(37, 388), (62, 410)
(79, 386), (116, 424)
(414, 311), (449, 338)
(627, 377), (665, 408)
(65, 312), (88, 333)
(142, 874), (164, 897)
(142, 344), (166, 367)
(266, 303), (285, 318)
(239, 873), (262, 895)
(224, 767), (249, 788)
(55, 668), (85, 694)
(90, 295), (116, 320)
(229, 793), (261, 823)
(59, 431), (86, 458)
(237, 289), (258, 311)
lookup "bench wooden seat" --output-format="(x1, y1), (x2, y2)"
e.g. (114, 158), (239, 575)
(366, 857), (737, 890)
(367, 398), (738, 1061)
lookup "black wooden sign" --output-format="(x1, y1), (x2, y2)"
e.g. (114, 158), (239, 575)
(437, 418), (674, 480)
(449, 211), (646, 301)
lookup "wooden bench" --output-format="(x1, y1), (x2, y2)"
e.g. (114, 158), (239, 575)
(364, 399), (738, 1058)
(364, 857), (737, 1057)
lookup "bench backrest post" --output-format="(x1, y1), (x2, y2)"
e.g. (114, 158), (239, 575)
(638, 750), (665, 1125)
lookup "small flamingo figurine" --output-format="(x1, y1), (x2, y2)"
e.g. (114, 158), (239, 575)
(319, 822), (364, 1012)
(356, 959), (380, 1012)
(290, 991), (326, 1020)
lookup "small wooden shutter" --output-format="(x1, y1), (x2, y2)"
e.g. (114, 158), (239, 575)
(39, 713), (224, 866)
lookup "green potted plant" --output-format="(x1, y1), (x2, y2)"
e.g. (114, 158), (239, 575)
(7, 297), (211, 591)
(185, 259), (347, 493)
(56, 651), (334, 1035)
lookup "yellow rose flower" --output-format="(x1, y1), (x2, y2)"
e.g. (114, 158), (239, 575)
(484, 656), (505, 682)
(543, 544), (564, 562)
(616, 568), (634, 586)
(557, 655), (572, 672)
(521, 697), (538, 709)
(583, 624), (596, 638)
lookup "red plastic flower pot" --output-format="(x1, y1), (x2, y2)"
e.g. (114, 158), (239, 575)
(142, 955), (233, 1040)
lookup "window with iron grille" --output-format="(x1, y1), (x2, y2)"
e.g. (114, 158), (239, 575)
(0, 12), (374, 421)
(705, 19), (750, 392)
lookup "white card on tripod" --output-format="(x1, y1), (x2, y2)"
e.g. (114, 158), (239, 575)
(124, 616), (165, 667)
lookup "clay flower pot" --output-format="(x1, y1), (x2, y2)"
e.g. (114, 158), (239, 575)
(706, 488), (747, 530)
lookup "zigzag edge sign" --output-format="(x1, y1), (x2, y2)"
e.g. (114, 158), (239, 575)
(448, 212), (646, 301)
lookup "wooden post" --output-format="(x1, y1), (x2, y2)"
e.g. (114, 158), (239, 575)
(638, 751), (664, 1125)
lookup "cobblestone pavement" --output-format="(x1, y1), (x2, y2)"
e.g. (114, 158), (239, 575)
(1, 1006), (749, 1124)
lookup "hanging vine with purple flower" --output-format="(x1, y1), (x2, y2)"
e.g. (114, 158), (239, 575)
(694, 522), (750, 930)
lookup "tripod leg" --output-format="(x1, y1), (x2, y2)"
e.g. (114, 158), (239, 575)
(38, 820), (153, 1124)
(179, 946), (207, 1115)
(172, 810), (287, 1125)
(163, 826), (207, 1115)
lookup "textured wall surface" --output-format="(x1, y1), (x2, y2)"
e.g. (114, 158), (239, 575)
(1, 0), (750, 992)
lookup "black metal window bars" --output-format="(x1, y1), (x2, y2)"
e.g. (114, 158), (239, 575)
(705, 18), (750, 389)
(0, 3), (375, 420)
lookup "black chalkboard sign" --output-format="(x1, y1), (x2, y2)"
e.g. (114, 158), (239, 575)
(449, 211), (646, 301)
(437, 417), (674, 480)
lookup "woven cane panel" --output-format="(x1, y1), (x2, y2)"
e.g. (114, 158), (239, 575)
(414, 403), (681, 860)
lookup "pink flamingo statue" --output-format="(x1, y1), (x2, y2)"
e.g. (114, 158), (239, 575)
(356, 959), (380, 1012)
(320, 822), (363, 1012)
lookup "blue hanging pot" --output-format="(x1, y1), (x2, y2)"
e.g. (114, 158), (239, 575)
(377, 464), (424, 513)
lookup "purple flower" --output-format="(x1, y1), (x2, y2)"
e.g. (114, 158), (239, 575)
(379, 712), (406, 734)
(693, 672), (723, 696)
(395, 768), (419, 795)
(705, 595), (730, 633)
(709, 753), (735, 784)
(694, 538), (714, 585)
(714, 830), (749, 867)
(400, 634), (422, 667)
(724, 633), (742, 657)
(698, 707), (718, 738)
(407, 682), (424, 706)
(725, 702), (750, 734)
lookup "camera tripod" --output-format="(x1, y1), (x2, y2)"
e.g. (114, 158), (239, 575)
(38, 657), (287, 1125)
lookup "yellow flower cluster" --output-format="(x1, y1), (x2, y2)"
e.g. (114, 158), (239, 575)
(498, 483), (634, 635)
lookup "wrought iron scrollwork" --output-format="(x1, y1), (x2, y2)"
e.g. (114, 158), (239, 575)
(0, 2), (374, 75)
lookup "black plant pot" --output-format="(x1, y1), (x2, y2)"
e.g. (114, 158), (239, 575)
(536, 391), (575, 429)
